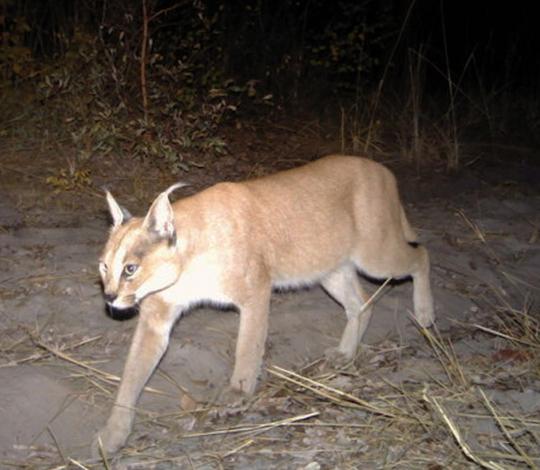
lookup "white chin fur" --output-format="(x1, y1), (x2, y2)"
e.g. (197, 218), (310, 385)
(111, 298), (136, 310)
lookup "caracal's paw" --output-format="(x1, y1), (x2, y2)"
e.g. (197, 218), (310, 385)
(215, 385), (248, 406)
(415, 303), (435, 328)
(208, 386), (251, 419)
(91, 425), (129, 459)
(324, 346), (355, 368)
(228, 371), (259, 396)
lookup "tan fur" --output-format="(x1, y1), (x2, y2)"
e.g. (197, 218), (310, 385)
(94, 155), (434, 455)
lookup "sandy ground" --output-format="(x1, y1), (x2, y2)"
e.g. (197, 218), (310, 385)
(0, 148), (539, 468)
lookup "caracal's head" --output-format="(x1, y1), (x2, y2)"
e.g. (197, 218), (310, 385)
(99, 183), (186, 310)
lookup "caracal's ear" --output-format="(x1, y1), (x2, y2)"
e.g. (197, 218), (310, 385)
(142, 183), (187, 242)
(105, 190), (132, 228)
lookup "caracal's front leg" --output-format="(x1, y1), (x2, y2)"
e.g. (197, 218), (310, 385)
(229, 277), (271, 396)
(93, 296), (177, 456)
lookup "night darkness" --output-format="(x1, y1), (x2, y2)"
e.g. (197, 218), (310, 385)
(411, 1), (540, 89)
(1, 0), (540, 467)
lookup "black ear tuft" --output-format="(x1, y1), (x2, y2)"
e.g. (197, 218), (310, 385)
(120, 206), (133, 223)
(168, 231), (177, 247)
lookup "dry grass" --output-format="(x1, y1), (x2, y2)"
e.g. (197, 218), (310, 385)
(1, 290), (538, 469)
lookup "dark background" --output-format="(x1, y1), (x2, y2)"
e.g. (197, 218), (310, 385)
(2, 0), (539, 170)
(7, 1), (537, 87)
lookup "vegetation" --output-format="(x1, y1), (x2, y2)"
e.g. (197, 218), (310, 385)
(1, 0), (538, 171)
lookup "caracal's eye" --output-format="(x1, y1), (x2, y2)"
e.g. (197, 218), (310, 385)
(123, 264), (139, 277)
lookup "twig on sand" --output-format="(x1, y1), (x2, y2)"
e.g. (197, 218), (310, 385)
(182, 411), (319, 438)
(267, 365), (397, 418)
(423, 388), (506, 470)
(30, 333), (168, 397)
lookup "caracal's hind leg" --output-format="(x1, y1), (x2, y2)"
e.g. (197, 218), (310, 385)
(409, 244), (434, 327)
(361, 241), (434, 328)
(321, 264), (373, 364)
